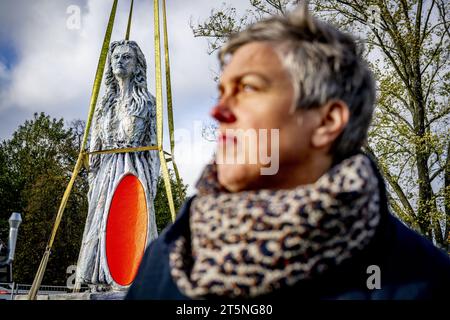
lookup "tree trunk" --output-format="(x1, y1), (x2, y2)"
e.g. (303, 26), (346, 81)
(411, 51), (444, 246)
(444, 140), (450, 250)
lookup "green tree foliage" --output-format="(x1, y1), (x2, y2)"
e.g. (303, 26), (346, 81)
(0, 113), (189, 285)
(0, 146), (16, 238)
(154, 169), (188, 234)
(0, 113), (88, 285)
(192, 0), (449, 249)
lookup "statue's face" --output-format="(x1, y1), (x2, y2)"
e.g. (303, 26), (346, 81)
(111, 45), (137, 79)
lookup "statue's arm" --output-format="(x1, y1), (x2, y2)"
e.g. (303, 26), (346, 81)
(128, 97), (156, 146)
(148, 95), (157, 146)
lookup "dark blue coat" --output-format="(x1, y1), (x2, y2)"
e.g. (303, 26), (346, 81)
(126, 164), (450, 300)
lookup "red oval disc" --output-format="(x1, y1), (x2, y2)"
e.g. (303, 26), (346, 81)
(106, 174), (148, 286)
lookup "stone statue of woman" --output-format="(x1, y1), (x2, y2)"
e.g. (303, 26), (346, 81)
(75, 40), (160, 291)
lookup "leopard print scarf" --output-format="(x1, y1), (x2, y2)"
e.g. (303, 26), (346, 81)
(170, 154), (381, 298)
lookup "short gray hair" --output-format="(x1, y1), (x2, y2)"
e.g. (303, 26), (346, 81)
(219, 4), (375, 162)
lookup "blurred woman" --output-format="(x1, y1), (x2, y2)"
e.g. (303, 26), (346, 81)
(127, 6), (449, 300)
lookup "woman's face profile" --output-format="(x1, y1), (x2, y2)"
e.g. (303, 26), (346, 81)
(212, 41), (318, 192)
(111, 45), (137, 79)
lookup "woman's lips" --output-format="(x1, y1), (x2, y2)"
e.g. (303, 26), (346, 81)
(210, 107), (237, 123)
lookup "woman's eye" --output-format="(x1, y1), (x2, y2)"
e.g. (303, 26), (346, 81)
(242, 84), (256, 92)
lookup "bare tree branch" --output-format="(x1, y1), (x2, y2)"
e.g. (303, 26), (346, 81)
(430, 166), (445, 182)
(379, 102), (414, 131)
(420, 31), (447, 76)
(436, 0), (450, 39)
(420, 0), (436, 45)
(366, 145), (416, 217)
(426, 105), (450, 128)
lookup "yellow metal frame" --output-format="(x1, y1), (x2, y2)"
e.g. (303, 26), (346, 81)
(28, 0), (180, 299)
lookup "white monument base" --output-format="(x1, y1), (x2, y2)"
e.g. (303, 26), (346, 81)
(14, 291), (126, 300)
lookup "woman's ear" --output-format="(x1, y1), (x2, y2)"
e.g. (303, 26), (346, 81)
(311, 100), (350, 149)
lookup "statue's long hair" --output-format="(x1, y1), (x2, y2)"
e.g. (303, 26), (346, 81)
(100, 40), (151, 116)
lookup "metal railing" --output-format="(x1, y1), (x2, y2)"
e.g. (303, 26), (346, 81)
(0, 282), (89, 300)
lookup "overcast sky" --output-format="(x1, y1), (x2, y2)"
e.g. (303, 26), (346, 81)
(0, 0), (252, 195)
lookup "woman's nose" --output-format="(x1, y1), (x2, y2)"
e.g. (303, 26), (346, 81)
(210, 102), (237, 123)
